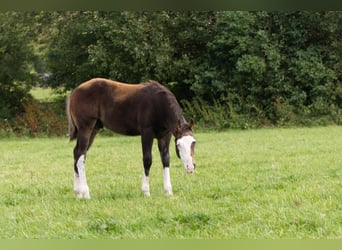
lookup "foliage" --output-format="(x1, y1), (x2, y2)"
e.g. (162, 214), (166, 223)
(192, 11), (342, 125)
(14, 98), (67, 137)
(0, 12), (37, 119)
(1, 11), (342, 132)
(45, 11), (342, 127)
(182, 97), (260, 130)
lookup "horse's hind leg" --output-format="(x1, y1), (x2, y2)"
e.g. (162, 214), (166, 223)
(87, 120), (102, 150)
(73, 123), (97, 199)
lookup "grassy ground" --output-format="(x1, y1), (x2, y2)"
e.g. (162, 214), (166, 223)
(0, 126), (341, 239)
(30, 87), (57, 101)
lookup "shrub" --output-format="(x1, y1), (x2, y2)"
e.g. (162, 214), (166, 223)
(181, 97), (260, 130)
(14, 99), (67, 137)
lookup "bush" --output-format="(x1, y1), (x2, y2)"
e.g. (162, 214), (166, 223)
(13, 99), (67, 137)
(182, 97), (260, 130)
(182, 95), (342, 130)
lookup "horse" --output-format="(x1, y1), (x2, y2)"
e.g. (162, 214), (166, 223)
(66, 78), (196, 199)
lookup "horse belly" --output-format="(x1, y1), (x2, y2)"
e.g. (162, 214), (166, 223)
(102, 110), (141, 136)
(111, 124), (140, 136)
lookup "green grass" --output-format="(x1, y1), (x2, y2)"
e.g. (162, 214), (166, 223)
(30, 87), (56, 101)
(1, 127), (342, 239)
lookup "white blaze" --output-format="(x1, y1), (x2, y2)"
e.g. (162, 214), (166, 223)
(176, 135), (196, 173)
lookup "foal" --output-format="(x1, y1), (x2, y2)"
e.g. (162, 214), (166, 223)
(67, 78), (196, 198)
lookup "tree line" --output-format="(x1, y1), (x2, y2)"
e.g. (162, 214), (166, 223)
(1, 11), (341, 131)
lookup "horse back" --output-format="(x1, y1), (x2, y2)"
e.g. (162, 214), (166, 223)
(69, 78), (177, 136)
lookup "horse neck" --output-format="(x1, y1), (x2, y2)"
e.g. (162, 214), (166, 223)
(170, 114), (187, 138)
(161, 89), (186, 137)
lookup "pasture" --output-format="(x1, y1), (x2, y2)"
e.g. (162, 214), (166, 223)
(0, 126), (341, 239)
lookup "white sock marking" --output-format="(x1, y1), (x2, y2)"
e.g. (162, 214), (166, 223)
(163, 167), (173, 195)
(142, 175), (150, 197)
(74, 155), (90, 199)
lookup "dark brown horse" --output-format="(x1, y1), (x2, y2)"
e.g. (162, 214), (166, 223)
(66, 78), (196, 198)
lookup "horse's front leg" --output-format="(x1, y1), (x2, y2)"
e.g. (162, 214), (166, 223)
(163, 167), (173, 196)
(158, 134), (173, 196)
(141, 131), (154, 196)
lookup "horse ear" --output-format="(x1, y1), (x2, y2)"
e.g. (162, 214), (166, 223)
(189, 119), (195, 131)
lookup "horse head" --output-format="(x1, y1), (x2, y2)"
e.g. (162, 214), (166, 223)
(175, 119), (196, 174)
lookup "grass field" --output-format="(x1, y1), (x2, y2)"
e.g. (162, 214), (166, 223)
(30, 87), (58, 101)
(0, 126), (341, 239)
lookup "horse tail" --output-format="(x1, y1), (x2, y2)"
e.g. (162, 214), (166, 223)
(66, 94), (77, 141)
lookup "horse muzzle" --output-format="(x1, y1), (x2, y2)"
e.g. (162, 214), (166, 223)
(185, 163), (196, 174)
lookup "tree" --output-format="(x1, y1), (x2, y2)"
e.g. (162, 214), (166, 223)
(46, 11), (216, 100)
(0, 12), (37, 119)
(45, 11), (342, 127)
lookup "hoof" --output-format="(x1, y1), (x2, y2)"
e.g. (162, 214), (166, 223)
(165, 191), (173, 196)
(164, 187), (173, 196)
(74, 186), (90, 199)
(143, 190), (151, 197)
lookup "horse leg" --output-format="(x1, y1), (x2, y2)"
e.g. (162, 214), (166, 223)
(73, 124), (96, 199)
(87, 120), (102, 150)
(158, 133), (173, 195)
(141, 129), (154, 196)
